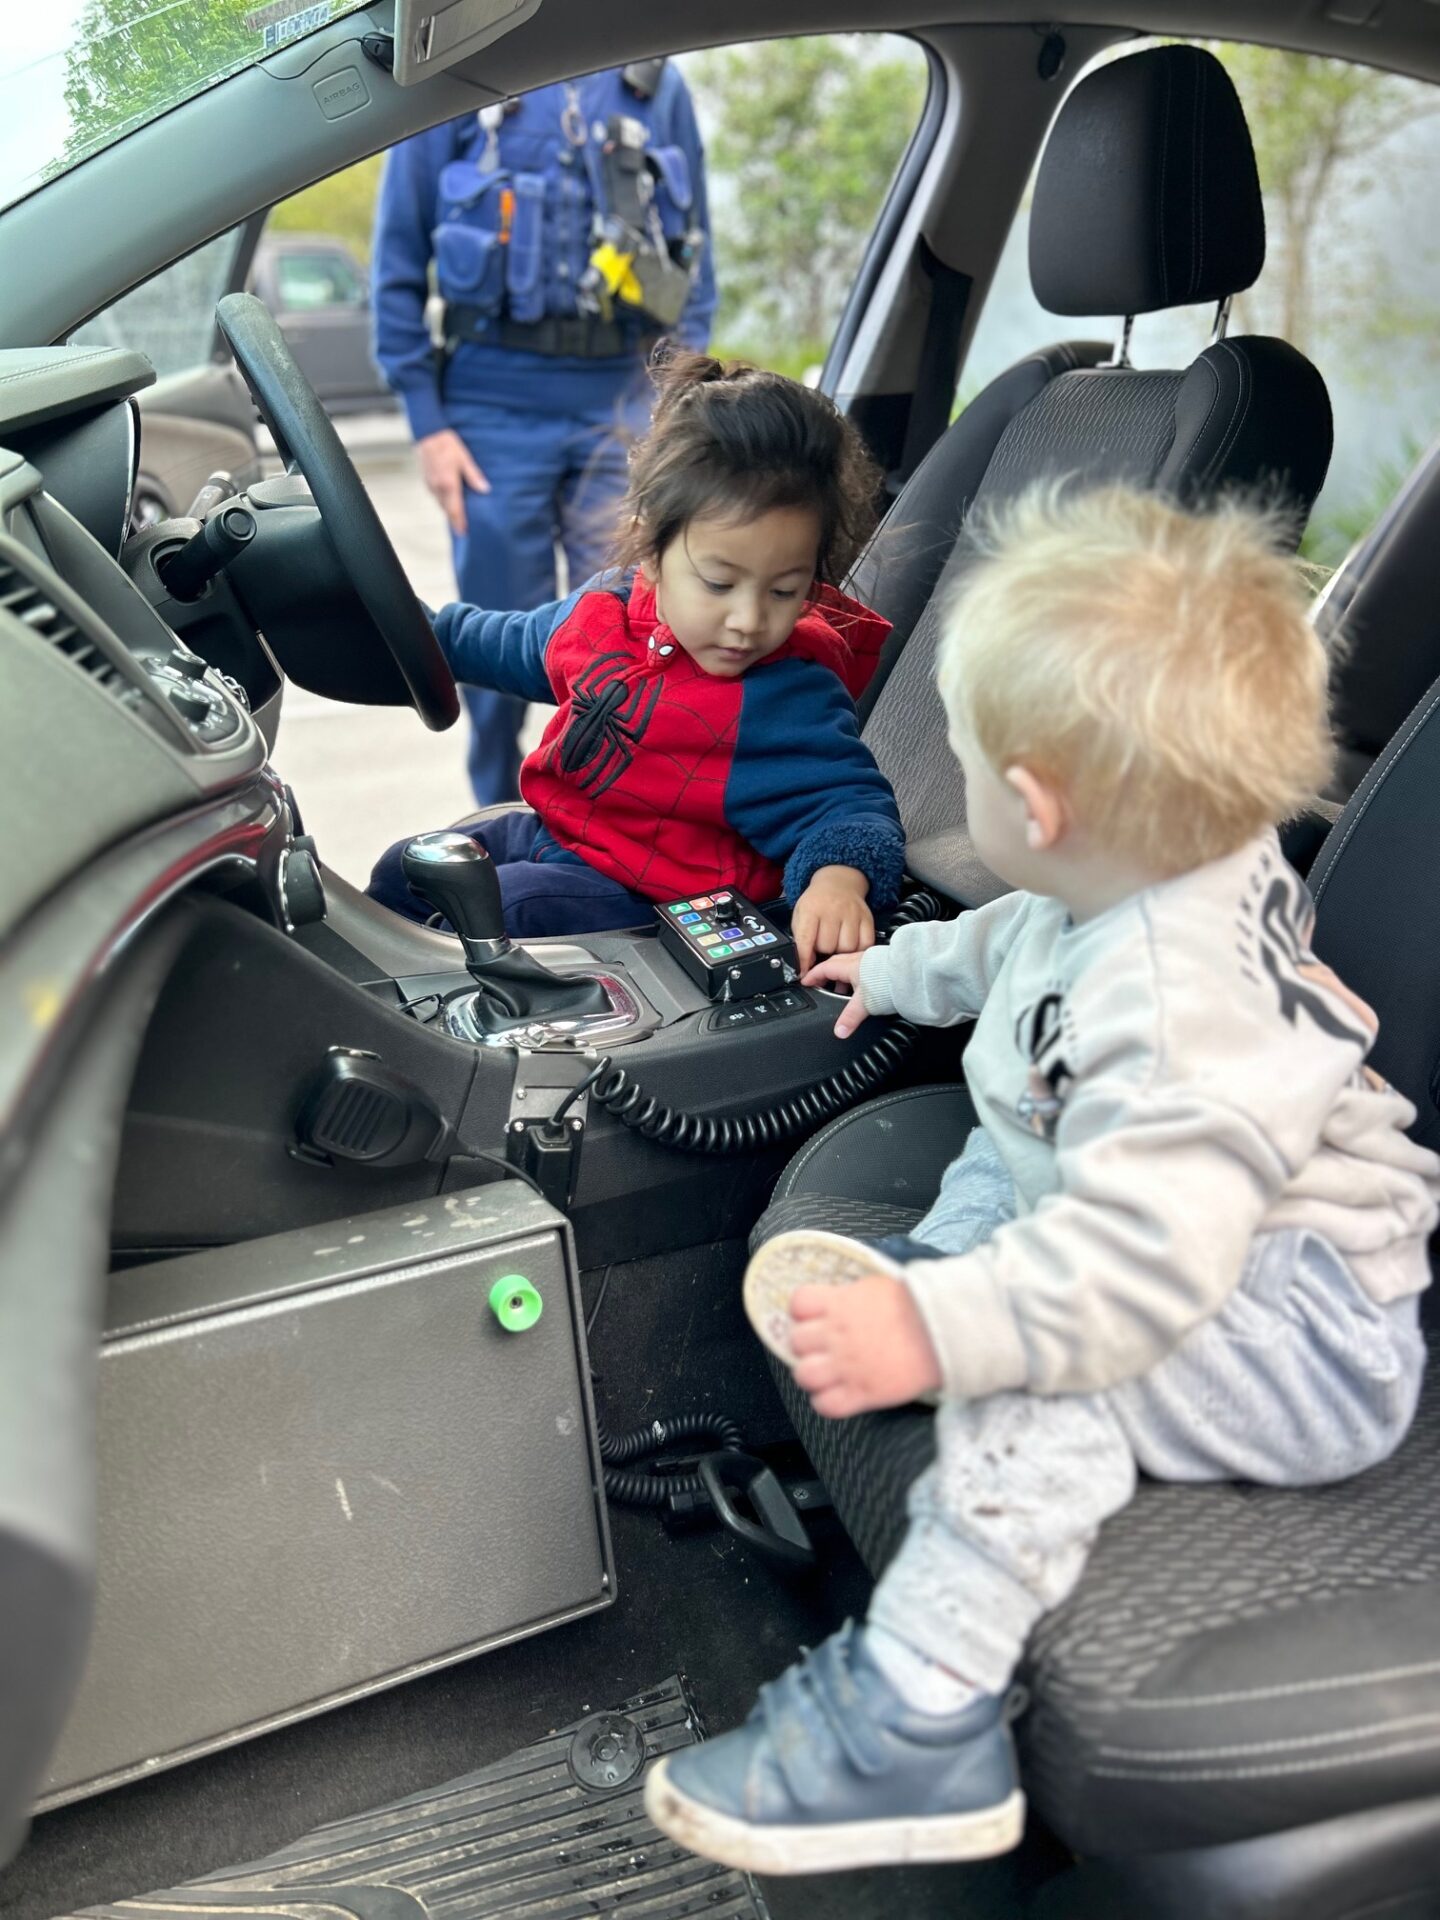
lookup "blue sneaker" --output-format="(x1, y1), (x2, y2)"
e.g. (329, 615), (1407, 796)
(644, 1623), (1025, 1875)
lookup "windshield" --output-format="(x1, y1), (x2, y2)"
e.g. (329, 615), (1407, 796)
(0, 1), (373, 214)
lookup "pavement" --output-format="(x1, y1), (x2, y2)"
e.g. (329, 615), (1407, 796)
(265, 410), (554, 886)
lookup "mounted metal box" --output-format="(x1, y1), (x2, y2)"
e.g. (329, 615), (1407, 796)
(40, 1185), (611, 1807)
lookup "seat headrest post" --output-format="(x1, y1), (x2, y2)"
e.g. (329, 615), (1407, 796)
(1210, 295), (1234, 346)
(1100, 314), (1135, 370)
(1030, 45), (1266, 320)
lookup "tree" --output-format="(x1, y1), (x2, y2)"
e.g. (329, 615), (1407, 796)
(1205, 46), (1437, 364)
(269, 154), (385, 261)
(58, 0), (262, 176)
(688, 37), (928, 367)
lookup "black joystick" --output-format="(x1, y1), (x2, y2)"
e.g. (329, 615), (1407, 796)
(400, 830), (610, 1033)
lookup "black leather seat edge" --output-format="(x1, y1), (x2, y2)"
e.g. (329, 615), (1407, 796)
(1320, 431), (1440, 803)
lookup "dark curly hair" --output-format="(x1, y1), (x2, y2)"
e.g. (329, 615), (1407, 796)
(612, 347), (881, 590)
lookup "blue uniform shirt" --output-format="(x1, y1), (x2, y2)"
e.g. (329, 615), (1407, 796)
(373, 65), (716, 437)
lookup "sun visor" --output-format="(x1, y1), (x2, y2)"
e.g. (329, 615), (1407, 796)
(393, 0), (543, 85)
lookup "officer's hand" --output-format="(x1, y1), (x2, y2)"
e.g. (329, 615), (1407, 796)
(418, 430), (490, 536)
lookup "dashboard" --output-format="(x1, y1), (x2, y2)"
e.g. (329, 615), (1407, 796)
(0, 346), (282, 1175)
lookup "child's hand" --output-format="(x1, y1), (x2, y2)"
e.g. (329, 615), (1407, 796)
(791, 867), (874, 975)
(789, 1275), (942, 1417)
(801, 953), (872, 1037)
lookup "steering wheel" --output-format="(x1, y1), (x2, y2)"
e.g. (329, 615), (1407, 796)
(215, 291), (459, 732)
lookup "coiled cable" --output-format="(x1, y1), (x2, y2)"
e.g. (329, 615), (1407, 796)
(550, 886), (943, 1156)
(586, 1018), (918, 1154)
(598, 1411), (745, 1506)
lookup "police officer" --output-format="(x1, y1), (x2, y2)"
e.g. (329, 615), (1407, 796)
(373, 62), (716, 807)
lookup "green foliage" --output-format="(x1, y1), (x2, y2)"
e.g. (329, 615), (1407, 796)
(61, 0), (263, 171)
(269, 154), (385, 261)
(709, 337), (830, 384)
(57, 0), (365, 176)
(688, 36), (928, 354)
(1200, 44), (1436, 362)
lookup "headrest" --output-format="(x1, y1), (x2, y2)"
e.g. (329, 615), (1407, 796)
(1029, 45), (1266, 318)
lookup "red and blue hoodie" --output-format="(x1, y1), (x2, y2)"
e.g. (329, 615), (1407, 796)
(432, 573), (906, 907)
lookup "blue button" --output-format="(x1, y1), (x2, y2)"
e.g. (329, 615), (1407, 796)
(730, 937), (754, 952)
(720, 925), (742, 939)
(756, 932), (777, 945)
(680, 912), (700, 924)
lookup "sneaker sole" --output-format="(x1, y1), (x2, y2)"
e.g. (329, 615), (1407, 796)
(644, 1758), (1025, 1873)
(742, 1230), (905, 1367)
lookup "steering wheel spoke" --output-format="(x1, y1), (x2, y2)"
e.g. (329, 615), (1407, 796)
(215, 292), (459, 732)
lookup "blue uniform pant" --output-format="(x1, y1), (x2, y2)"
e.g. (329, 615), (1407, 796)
(446, 383), (650, 806)
(367, 807), (653, 939)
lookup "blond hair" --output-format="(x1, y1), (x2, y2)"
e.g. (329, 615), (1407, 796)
(937, 485), (1335, 875)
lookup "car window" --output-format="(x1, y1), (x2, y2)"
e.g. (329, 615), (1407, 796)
(275, 250), (365, 311)
(70, 227), (247, 376)
(683, 36), (930, 380)
(257, 35), (931, 889)
(265, 36), (931, 383)
(0, 1), (373, 214)
(958, 41), (1440, 571)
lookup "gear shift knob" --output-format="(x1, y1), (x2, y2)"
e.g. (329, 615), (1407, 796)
(401, 831), (510, 974)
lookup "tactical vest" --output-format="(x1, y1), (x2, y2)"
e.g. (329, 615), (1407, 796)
(431, 71), (695, 342)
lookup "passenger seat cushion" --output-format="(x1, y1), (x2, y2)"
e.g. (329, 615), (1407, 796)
(759, 1086), (1440, 1857)
(771, 1306), (1440, 1857)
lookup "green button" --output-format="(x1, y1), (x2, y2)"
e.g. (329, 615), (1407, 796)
(712, 944), (732, 957)
(489, 1274), (543, 1332)
(668, 903), (686, 914)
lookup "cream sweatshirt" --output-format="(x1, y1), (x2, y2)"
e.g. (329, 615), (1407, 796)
(857, 833), (1439, 1400)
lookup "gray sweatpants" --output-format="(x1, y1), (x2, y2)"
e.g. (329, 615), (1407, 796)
(867, 1126), (1428, 1695)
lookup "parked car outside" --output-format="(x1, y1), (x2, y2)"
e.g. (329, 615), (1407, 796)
(247, 231), (395, 416)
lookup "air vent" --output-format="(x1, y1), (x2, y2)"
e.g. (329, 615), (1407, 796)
(0, 554), (146, 715)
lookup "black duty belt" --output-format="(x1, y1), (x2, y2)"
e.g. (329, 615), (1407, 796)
(444, 307), (657, 358)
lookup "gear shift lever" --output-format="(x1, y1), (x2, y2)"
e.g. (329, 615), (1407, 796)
(401, 831), (511, 976)
(400, 829), (611, 1036)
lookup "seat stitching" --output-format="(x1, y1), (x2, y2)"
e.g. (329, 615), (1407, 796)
(774, 1084), (970, 1198)
(1311, 684), (1440, 907)
(1100, 1708), (1440, 1762)
(1200, 339), (1250, 486)
(1192, 56), (1205, 297)
(1157, 59), (1172, 306)
(0, 348), (149, 391)
(1077, 1652), (1440, 1711)
(775, 1085), (967, 1197)
(1174, 354), (1223, 476)
(1092, 1727), (1440, 1782)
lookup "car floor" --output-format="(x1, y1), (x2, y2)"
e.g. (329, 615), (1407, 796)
(0, 1240), (1069, 1920)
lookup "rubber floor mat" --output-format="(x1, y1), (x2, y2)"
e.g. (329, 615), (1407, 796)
(61, 1676), (768, 1920)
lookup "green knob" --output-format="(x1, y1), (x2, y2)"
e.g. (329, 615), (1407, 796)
(490, 1273), (542, 1332)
